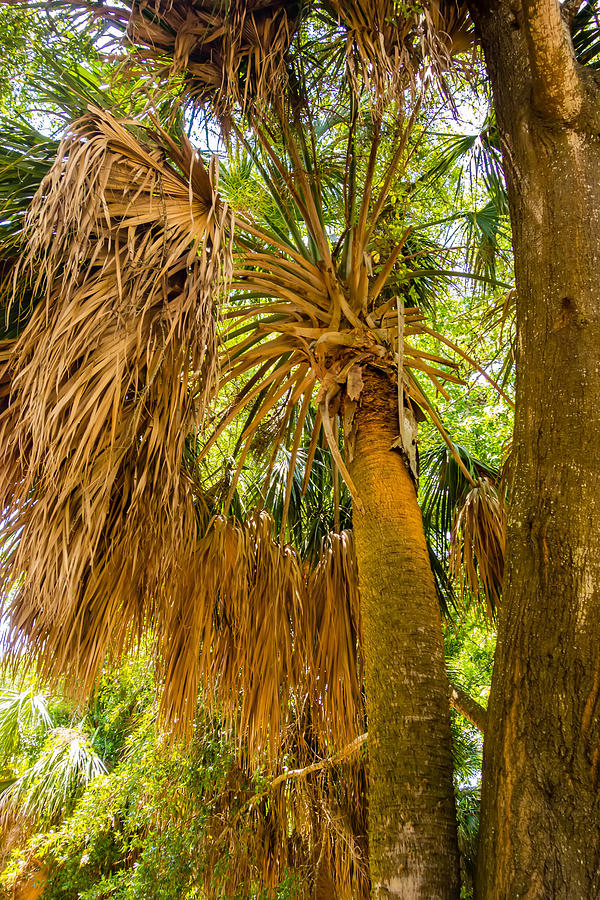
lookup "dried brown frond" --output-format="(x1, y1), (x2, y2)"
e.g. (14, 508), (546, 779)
(327, 0), (474, 110)
(449, 475), (506, 615)
(421, 1), (476, 95)
(0, 341), (11, 418)
(151, 504), (365, 767)
(120, 0), (299, 122)
(174, 512), (309, 760)
(0, 108), (232, 729)
(327, 0), (418, 110)
(309, 530), (364, 748)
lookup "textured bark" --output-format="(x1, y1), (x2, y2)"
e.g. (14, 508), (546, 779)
(468, 2), (600, 896)
(349, 369), (460, 899)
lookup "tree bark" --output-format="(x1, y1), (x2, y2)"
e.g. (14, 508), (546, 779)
(468, 2), (600, 896)
(349, 368), (460, 899)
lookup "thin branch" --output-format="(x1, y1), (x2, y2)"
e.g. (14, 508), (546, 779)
(270, 732), (368, 789)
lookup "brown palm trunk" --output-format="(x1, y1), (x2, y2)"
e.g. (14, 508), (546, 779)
(349, 368), (460, 899)
(468, 2), (600, 895)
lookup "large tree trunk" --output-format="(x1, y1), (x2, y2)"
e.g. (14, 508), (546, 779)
(349, 368), (460, 899)
(468, 2), (600, 896)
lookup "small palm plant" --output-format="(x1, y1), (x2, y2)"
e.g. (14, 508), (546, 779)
(0, 727), (106, 831)
(0, 682), (105, 887)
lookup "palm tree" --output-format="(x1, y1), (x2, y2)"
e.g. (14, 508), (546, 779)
(0, 4), (508, 896)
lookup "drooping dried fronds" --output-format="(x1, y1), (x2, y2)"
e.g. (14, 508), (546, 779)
(186, 520), (368, 895)
(118, 0), (299, 121)
(309, 531), (363, 747)
(149, 507), (365, 760)
(326, 0), (417, 109)
(326, 0), (474, 109)
(450, 476), (506, 616)
(0, 108), (232, 709)
(163, 512), (308, 750)
(421, 0), (475, 93)
(196, 718), (369, 898)
(0, 341), (10, 418)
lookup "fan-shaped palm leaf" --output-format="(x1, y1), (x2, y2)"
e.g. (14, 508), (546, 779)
(0, 687), (53, 764)
(572, 0), (600, 68)
(0, 727), (106, 829)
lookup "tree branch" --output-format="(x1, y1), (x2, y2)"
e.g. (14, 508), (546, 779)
(269, 732), (368, 790)
(522, 0), (583, 119)
(266, 682), (487, 795)
(449, 683), (488, 733)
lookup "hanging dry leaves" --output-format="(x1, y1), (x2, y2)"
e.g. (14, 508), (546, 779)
(450, 475), (506, 616)
(0, 107), (232, 709)
(326, 0), (474, 109)
(119, 0), (299, 121)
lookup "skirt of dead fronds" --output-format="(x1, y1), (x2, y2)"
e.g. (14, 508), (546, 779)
(328, 0), (474, 110)
(0, 107), (232, 716)
(169, 514), (364, 761)
(208, 750), (370, 899)
(120, 0), (299, 123)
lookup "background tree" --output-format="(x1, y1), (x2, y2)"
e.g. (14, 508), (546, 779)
(463, 2), (600, 895)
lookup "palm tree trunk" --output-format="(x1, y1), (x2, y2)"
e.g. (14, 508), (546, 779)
(349, 368), (460, 899)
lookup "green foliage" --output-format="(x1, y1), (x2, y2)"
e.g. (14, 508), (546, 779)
(0, 727), (106, 830)
(446, 610), (496, 897)
(0, 686), (53, 766)
(572, 1), (600, 67)
(0, 657), (307, 900)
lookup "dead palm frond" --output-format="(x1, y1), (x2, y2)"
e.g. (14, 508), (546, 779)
(104, 0), (301, 122)
(421, 442), (505, 614)
(0, 107), (232, 724)
(324, 0), (474, 109)
(165, 511), (308, 755)
(421, 442), (497, 557)
(309, 531), (362, 747)
(449, 475), (506, 616)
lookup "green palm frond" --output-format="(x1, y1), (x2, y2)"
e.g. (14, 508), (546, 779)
(0, 727), (106, 828)
(0, 686), (53, 764)
(453, 199), (510, 283)
(425, 112), (507, 214)
(0, 120), (59, 252)
(572, 0), (600, 68)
